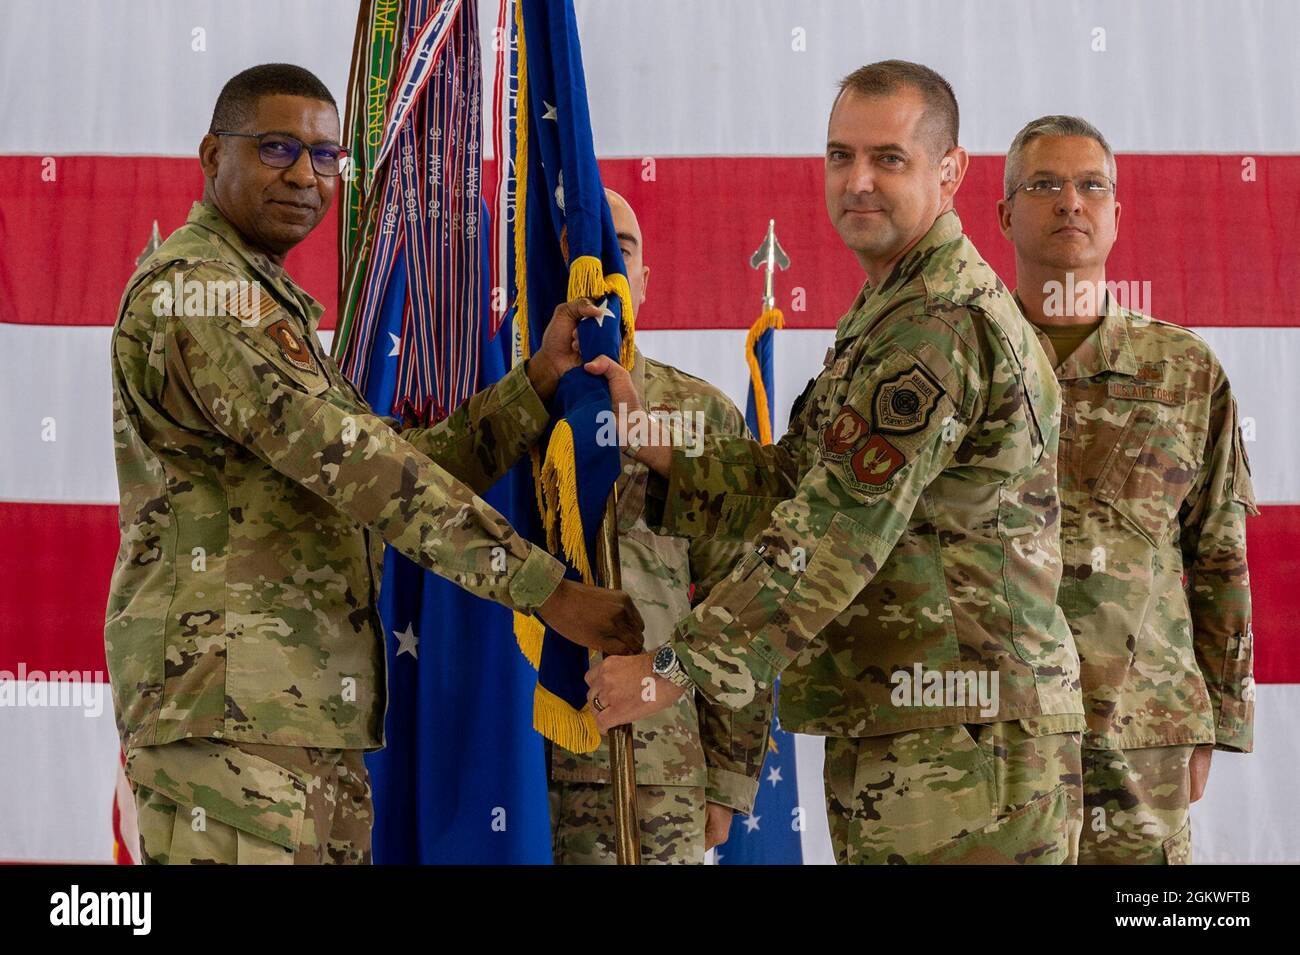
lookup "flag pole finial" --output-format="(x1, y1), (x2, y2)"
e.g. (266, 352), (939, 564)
(749, 218), (790, 311)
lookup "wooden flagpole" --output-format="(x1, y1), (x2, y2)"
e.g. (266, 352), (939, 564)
(597, 491), (641, 865)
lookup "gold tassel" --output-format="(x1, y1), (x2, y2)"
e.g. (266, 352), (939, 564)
(745, 306), (785, 445)
(539, 419), (594, 584)
(513, 612), (545, 669)
(533, 683), (600, 754)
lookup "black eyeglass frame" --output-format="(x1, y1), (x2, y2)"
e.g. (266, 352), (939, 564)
(214, 130), (350, 177)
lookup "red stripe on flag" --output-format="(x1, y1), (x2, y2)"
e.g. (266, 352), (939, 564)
(2, 155), (1297, 331)
(0, 156), (340, 328)
(2, 500), (1298, 683)
(1247, 504), (1300, 686)
(0, 501), (116, 675)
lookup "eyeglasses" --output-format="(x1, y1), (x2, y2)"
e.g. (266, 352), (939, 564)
(215, 131), (349, 177)
(1007, 175), (1115, 200)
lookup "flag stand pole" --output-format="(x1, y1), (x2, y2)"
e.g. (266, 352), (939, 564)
(597, 492), (641, 865)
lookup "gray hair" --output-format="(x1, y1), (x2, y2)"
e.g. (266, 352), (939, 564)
(1003, 115), (1117, 198)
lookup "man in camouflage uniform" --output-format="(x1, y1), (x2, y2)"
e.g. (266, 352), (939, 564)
(586, 61), (1086, 864)
(106, 64), (642, 864)
(547, 192), (771, 864)
(996, 116), (1256, 864)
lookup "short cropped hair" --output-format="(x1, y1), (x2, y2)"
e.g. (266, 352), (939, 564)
(835, 60), (959, 160)
(1003, 114), (1117, 198)
(208, 63), (337, 134)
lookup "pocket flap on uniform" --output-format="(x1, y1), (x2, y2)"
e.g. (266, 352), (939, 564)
(125, 739), (307, 850)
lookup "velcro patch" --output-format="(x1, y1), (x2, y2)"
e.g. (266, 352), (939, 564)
(1135, 361), (1166, 382)
(265, 319), (315, 372)
(873, 364), (944, 434)
(849, 434), (905, 489)
(821, 407), (870, 459)
(1108, 381), (1184, 405)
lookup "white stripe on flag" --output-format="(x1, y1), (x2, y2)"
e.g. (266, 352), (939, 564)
(2, 324), (1297, 505)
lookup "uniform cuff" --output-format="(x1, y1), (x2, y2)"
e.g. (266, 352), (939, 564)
(657, 449), (713, 538)
(1213, 719), (1254, 753)
(507, 545), (566, 614)
(500, 360), (551, 432)
(671, 632), (773, 711)
(706, 767), (760, 815)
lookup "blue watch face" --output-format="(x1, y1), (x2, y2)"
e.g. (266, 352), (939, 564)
(653, 645), (675, 673)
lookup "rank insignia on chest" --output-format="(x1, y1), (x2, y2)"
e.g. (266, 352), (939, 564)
(821, 407), (870, 459)
(265, 318), (315, 371)
(849, 434), (905, 489)
(873, 364), (943, 434)
(1135, 361), (1166, 382)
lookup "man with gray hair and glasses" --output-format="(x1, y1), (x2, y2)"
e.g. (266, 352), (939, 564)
(997, 115), (1258, 864)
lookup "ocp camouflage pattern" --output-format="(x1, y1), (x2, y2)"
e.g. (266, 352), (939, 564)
(648, 211), (1085, 738)
(106, 201), (563, 754)
(1029, 303), (1257, 752)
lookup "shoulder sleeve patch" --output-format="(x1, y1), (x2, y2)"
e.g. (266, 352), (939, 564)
(821, 406), (870, 459)
(872, 363), (945, 434)
(265, 318), (316, 372)
(848, 434), (906, 489)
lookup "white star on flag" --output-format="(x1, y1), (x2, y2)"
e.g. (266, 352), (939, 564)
(743, 814), (761, 834)
(541, 100), (558, 121)
(767, 765), (783, 787)
(394, 622), (419, 659)
(590, 297), (615, 328)
(387, 332), (401, 357)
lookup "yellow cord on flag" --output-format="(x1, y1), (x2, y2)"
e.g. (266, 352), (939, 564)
(745, 307), (785, 445)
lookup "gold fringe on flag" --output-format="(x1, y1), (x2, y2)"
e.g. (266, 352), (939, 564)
(539, 418), (594, 584)
(566, 255), (637, 370)
(745, 306), (785, 445)
(534, 682), (600, 754)
(513, 611), (545, 668)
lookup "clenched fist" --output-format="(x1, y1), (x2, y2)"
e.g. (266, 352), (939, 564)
(537, 579), (645, 656)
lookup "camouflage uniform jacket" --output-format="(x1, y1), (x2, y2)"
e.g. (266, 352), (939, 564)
(106, 201), (563, 753)
(648, 211), (1085, 737)
(551, 350), (771, 813)
(1026, 299), (1256, 752)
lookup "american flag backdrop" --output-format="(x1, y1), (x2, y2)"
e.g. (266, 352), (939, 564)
(1, 0), (1297, 864)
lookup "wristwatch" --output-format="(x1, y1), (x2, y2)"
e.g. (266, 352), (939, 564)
(652, 644), (695, 691)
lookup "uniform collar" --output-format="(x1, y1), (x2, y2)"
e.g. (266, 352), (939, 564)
(837, 210), (964, 340)
(876, 208), (964, 296)
(186, 201), (325, 331)
(1020, 290), (1140, 380)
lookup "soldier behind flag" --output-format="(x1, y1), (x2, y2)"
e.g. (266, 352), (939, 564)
(546, 191), (772, 863)
(996, 115), (1257, 863)
(105, 63), (643, 864)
